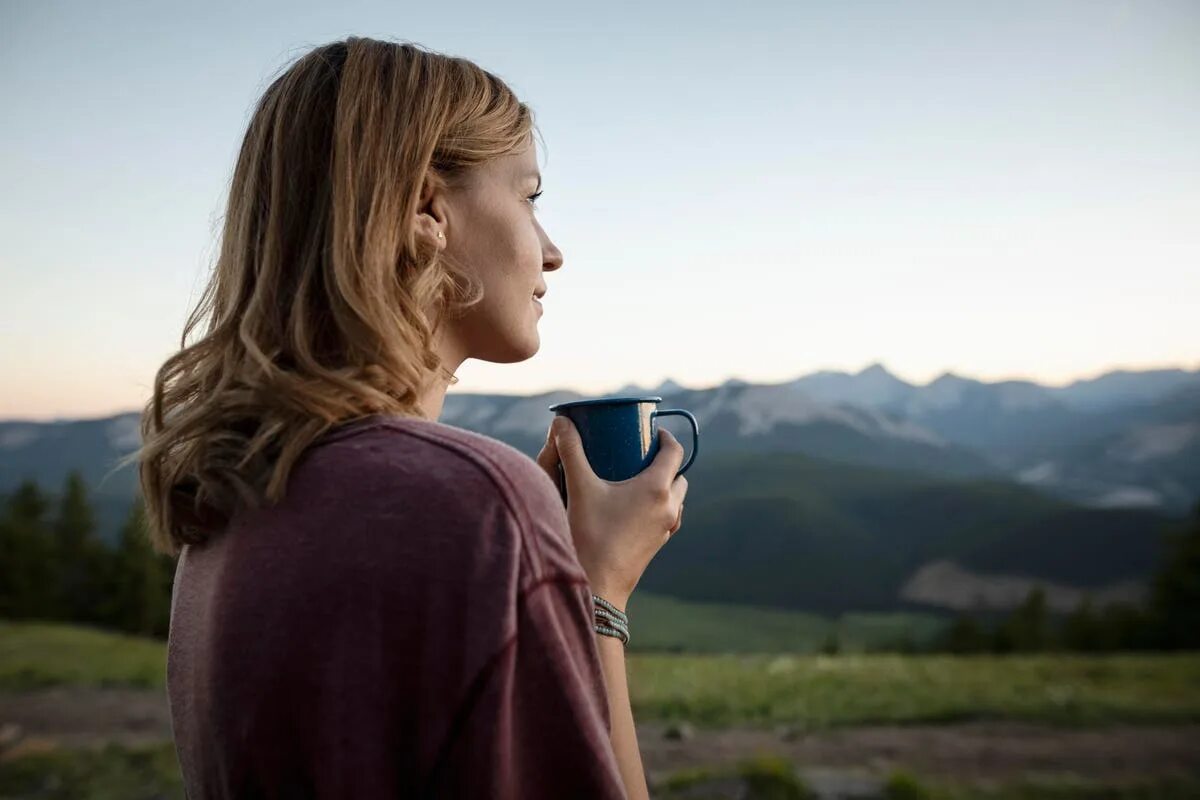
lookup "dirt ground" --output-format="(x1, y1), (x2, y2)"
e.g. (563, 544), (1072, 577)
(3, 688), (1199, 785)
(635, 720), (1200, 786)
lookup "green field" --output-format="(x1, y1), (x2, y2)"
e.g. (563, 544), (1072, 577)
(0, 621), (167, 691)
(626, 592), (947, 654)
(0, 742), (184, 800)
(628, 651), (1200, 728)
(3, 621), (1199, 799)
(4, 620), (1199, 730)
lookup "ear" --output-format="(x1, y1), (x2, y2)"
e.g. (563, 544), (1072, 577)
(414, 172), (449, 244)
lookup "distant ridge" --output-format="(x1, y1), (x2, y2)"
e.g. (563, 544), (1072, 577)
(4, 363), (1198, 519)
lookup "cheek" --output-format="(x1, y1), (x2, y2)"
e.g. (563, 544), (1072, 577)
(477, 215), (540, 288)
(454, 196), (540, 308)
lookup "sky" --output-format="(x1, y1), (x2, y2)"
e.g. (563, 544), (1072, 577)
(1, 0), (1197, 421)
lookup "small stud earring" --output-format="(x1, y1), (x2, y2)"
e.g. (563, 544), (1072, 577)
(436, 231), (444, 240)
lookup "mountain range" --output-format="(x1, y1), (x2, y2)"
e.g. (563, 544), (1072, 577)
(2, 363), (1197, 615)
(445, 363), (1200, 513)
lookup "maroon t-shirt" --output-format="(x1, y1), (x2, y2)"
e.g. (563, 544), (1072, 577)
(166, 413), (628, 799)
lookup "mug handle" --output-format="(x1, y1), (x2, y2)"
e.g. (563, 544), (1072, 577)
(650, 409), (699, 476)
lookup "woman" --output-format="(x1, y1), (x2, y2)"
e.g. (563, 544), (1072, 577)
(126, 36), (688, 799)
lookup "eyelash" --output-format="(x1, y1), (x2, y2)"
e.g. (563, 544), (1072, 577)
(527, 191), (543, 209)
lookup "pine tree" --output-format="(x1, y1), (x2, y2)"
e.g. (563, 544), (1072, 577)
(156, 549), (178, 635)
(995, 587), (1050, 652)
(1060, 596), (1102, 651)
(0, 480), (57, 618)
(9, 480), (50, 523)
(942, 614), (988, 653)
(51, 472), (109, 624)
(110, 497), (172, 637)
(1148, 501), (1200, 649)
(0, 515), (26, 617)
(1095, 602), (1152, 650)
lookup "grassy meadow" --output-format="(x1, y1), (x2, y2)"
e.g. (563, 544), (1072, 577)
(2, 620), (1199, 798)
(0, 621), (167, 691)
(625, 592), (947, 654)
(4, 620), (1199, 730)
(627, 651), (1200, 728)
(0, 742), (184, 800)
(4, 744), (1198, 800)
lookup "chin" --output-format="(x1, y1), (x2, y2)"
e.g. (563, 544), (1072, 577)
(481, 331), (540, 363)
(512, 333), (540, 361)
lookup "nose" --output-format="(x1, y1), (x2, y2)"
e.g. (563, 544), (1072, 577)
(541, 230), (563, 273)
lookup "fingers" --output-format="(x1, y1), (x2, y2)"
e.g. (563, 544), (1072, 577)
(668, 502), (684, 535)
(648, 428), (686, 481)
(667, 474), (688, 534)
(638, 430), (687, 532)
(669, 473), (688, 509)
(540, 418), (688, 536)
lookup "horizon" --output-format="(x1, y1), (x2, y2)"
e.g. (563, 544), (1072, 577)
(2, 0), (1197, 420)
(4, 358), (1198, 425)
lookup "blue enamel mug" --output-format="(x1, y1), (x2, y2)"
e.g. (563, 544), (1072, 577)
(547, 395), (700, 508)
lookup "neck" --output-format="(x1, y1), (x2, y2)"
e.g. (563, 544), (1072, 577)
(416, 327), (467, 421)
(416, 373), (454, 421)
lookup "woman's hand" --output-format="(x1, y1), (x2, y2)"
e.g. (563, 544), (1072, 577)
(535, 416), (689, 609)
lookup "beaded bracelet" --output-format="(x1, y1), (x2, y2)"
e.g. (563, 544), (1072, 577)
(594, 622), (630, 645)
(593, 607), (628, 629)
(595, 615), (628, 639)
(592, 594), (628, 624)
(592, 594), (630, 646)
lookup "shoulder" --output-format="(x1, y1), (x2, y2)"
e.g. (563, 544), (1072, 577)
(309, 414), (555, 512)
(301, 414), (582, 584)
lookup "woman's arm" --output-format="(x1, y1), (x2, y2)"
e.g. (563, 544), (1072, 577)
(594, 593), (650, 800)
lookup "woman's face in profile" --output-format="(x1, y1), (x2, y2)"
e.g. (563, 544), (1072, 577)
(433, 141), (563, 365)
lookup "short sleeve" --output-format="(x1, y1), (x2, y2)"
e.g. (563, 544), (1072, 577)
(422, 577), (628, 799)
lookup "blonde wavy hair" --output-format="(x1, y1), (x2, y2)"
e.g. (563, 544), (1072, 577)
(114, 36), (537, 556)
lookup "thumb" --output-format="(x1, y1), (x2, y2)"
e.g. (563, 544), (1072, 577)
(534, 420), (561, 485)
